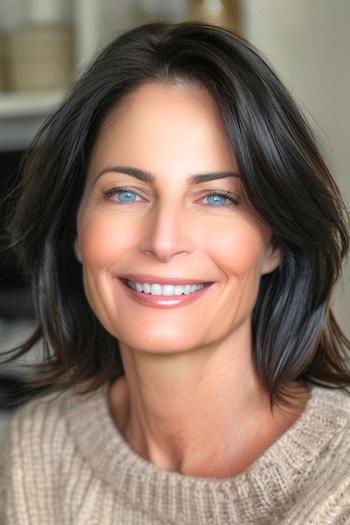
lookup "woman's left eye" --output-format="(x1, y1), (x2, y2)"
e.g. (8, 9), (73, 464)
(202, 191), (240, 207)
(103, 186), (240, 207)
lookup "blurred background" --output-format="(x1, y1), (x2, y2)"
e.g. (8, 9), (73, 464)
(0, 0), (349, 438)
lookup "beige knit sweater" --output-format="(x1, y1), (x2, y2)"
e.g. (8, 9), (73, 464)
(0, 381), (350, 525)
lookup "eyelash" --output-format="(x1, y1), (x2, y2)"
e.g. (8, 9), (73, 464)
(103, 186), (240, 208)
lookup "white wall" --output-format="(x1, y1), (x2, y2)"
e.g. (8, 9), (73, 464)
(242, 0), (350, 335)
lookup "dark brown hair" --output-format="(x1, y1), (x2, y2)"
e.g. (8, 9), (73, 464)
(2, 21), (350, 409)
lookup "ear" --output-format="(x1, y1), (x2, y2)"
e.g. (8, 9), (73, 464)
(74, 237), (82, 263)
(261, 242), (282, 276)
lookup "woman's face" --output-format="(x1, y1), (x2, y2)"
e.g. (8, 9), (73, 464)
(75, 82), (280, 354)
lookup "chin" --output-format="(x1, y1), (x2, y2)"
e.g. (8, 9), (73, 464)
(116, 331), (205, 355)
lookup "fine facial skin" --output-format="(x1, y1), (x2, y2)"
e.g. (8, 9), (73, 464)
(75, 82), (309, 477)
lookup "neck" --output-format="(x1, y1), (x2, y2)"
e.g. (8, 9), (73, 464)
(109, 326), (309, 477)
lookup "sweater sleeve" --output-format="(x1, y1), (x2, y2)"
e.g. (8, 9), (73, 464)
(0, 414), (16, 525)
(0, 392), (69, 525)
(309, 476), (350, 524)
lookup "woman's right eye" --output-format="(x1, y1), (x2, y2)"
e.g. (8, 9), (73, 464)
(103, 186), (144, 204)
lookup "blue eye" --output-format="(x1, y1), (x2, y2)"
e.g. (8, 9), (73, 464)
(201, 190), (240, 207)
(104, 187), (141, 203)
(115, 190), (138, 203)
(204, 193), (235, 206)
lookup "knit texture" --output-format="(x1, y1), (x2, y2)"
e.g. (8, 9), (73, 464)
(0, 381), (350, 524)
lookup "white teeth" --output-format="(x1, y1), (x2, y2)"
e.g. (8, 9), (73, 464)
(150, 284), (162, 295)
(126, 280), (207, 295)
(143, 283), (151, 294)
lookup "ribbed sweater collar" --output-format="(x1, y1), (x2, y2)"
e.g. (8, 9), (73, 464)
(66, 382), (348, 524)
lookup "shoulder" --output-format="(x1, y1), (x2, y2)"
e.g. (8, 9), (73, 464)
(0, 387), (79, 484)
(1, 382), (109, 471)
(2, 381), (110, 464)
(308, 385), (350, 454)
(295, 386), (350, 523)
(0, 388), (74, 521)
(0, 388), (74, 474)
(7, 387), (72, 448)
(312, 384), (350, 423)
(0, 385), (111, 522)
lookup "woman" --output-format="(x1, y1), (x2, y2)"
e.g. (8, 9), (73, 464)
(1, 21), (350, 524)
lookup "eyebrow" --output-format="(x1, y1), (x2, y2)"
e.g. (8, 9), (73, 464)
(93, 166), (240, 185)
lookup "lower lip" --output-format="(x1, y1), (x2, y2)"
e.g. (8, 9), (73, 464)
(118, 279), (214, 309)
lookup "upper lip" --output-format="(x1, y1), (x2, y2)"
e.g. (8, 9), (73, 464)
(118, 274), (214, 285)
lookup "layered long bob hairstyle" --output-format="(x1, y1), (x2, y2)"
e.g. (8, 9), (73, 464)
(2, 21), (350, 408)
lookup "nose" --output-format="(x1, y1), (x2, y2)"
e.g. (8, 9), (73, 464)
(138, 201), (195, 262)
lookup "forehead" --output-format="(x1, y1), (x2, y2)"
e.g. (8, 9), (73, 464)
(102, 81), (223, 130)
(88, 82), (237, 176)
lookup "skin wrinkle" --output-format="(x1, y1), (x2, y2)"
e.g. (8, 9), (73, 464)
(75, 82), (309, 478)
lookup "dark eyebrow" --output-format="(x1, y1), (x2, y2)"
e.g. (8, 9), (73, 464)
(93, 166), (239, 185)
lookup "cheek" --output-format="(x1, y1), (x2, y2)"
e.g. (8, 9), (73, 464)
(203, 217), (266, 277)
(77, 212), (135, 269)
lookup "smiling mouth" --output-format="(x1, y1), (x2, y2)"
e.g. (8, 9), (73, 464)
(119, 279), (213, 296)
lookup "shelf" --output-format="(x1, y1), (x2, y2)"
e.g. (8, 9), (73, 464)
(0, 90), (67, 150)
(0, 90), (65, 118)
